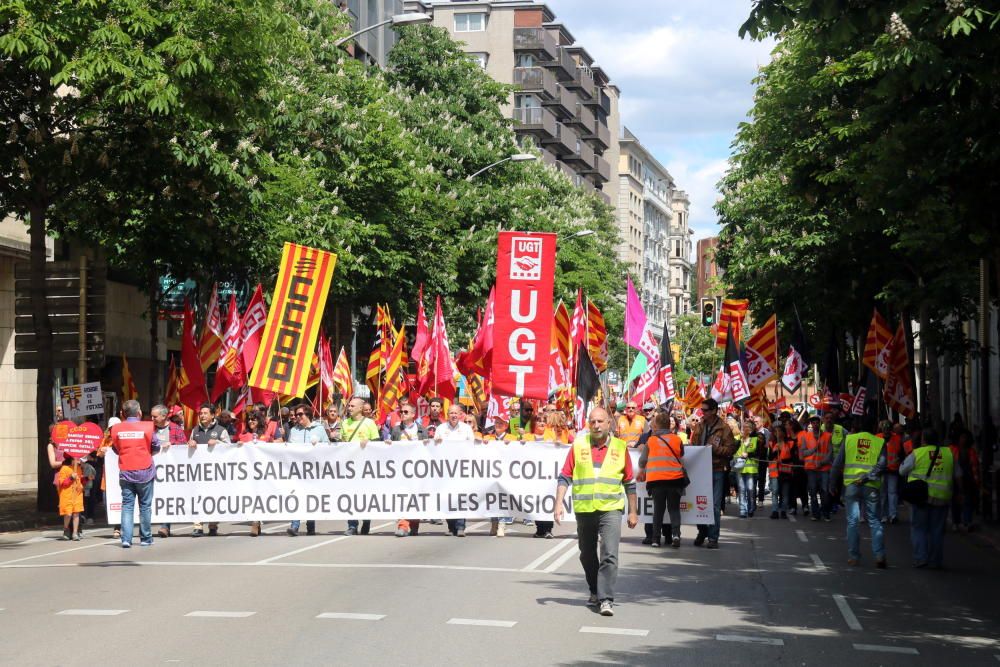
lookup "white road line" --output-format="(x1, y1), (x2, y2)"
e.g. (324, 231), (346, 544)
(833, 594), (863, 631)
(716, 634), (784, 646)
(317, 612), (385, 621)
(853, 644), (919, 655)
(809, 553), (828, 572)
(185, 611), (256, 618)
(262, 522), (292, 534)
(57, 609), (129, 616)
(465, 521), (488, 532)
(795, 530), (808, 543)
(255, 521), (394, 564)
(579, 626), (649, 637)
(522, 538), (576, 571)
(447, 618), (517, 628)
(0, 541), (108, 566)
(544, 544), (580, 573)
(0, 561), (528, 573)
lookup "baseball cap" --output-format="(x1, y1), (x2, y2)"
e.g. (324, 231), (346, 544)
(168, 405), (183, 418)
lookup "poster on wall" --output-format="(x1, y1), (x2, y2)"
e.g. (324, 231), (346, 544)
(60, 382), (104, 420)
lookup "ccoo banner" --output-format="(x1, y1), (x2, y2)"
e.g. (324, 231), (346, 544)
(104, 442), (714, 525)
(492, 232), (556, 400)
(249, 243), (337, 398)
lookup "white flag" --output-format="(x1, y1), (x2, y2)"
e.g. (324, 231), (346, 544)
(781, 346), (804, 392)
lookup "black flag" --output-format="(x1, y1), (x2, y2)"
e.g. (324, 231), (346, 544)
(576, 341), (600, 406)
(659, 321), (676, 406)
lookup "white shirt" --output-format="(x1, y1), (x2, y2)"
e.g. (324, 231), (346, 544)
(435, 421), (474, 441)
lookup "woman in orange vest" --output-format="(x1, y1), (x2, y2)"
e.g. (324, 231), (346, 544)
(776, 423), (798, 520)
(638, 411), (686, 548)
(880, 421), (903, 524)
(767, 423), (786, 519)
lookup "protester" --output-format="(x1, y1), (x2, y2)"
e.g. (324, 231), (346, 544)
(766, 423), (785, 518)
(831, 417), (886, 568)
(616, 401), (646, 448)
(880, 421), (903, 524)
(485, 416), (518, 536)
(953, 429), (980, 531)
(787, 420), (810, 516)
(734, 421), (760, 518)
(691, 398), (737, 549)
(189, 402), (230, 537)
(901, 428), (960, 569)
(321, 405), (342, 442)
(638, 411), (686, 548)
(554, 407), (638, 617)
(390, 403), (429, 538)
(56, 456), (86, 540)
(150, 404), (189, 539)
(285, 403), (331, 536)
(110, 400), (158, 548)
(80, 455), (97, 525)
(237, 410), (273, 537)
(807, 415), (833, 522)
(340, 397), (379, 535)
(436, 405), (475, 537)
(775, 423), (797, 520)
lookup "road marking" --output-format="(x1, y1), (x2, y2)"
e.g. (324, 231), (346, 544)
(255, 521), (394, 564)
(579, 626), (649, 637)
(716, 634), (784, 646)
(788, 514), (797, 522)
(0, 561), (528, 573)
(317, 612), (385, 621)
(465, 521), (488, 533)
(544, 544), (580, 573)
(522, 538), (576, 571)
(262, 523), (292, 534)
(57, 609), (129, 616)
(0, 541), (108, 566)
(833, 594), (863, 631)
(809, 553), (828, 572)
(795, 530), (808, 543)
(447, 618), (517, 628)
(853, 644), (919, 655)
(185, 611), (256, 618)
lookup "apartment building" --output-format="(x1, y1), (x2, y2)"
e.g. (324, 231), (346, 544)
(696, 236), (721, 305)
(343, 0), (406, 67)
(406, 0), (616, 203)
(669, 190), (693, 317)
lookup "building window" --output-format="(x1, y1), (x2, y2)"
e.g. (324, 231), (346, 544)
(515, 53), (535, 67)
(455, 13), (486, 32)
(469, 52), (489, 68)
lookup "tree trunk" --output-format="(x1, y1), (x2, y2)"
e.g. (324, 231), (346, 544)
(918, 298), (942, 432)
(30, 199), (56, 512)
(148, 269), (161, 405)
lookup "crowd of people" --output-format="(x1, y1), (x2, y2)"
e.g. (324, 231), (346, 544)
(46, 393), (983, 575)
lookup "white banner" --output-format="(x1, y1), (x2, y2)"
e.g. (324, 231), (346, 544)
(105, 442), (714, 525)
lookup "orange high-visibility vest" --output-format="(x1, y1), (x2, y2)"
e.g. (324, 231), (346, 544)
(778, 439), (796, 476)
(617, 415), (647, 446)
(645, 434), (685, 482)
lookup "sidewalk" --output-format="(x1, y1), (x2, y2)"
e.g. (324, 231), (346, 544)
(0, 482), (64, 533)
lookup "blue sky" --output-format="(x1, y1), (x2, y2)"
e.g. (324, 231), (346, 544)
(543, 0), (775, 239)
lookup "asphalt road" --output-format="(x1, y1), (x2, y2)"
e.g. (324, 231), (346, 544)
(2, 499), (999, 666)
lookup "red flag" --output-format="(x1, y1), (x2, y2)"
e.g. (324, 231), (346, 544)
(211, 294), (243, 402)
(745, 314), (778, 390)
(586, 299), (608, 373)
(419, 296), (456, 400)
(318, 331), (335, 408)
(884, 322), (916, 418)
(165, 357), (179, 407)
(456, 287), (495, 379)
(412, 285), (431, 364)
(332, 346), (353, 401)
(239, 285), (269, 404)
(863, 308), (893, 380)
(198, 284), (224, 372)
(121, 354), (138, 402)
(179, 301), (210, 410)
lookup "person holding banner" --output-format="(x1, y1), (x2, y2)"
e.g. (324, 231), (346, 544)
(285, 404), (331, 536)
(554, 408), (639, 617)
(341, 397), (379, 535)
(437, 405), (475, 537)
(390, 403), (429, 538)
(691, 399), (737, 549)
(110, 400), (158, 548)
(638, 411), (686, 548)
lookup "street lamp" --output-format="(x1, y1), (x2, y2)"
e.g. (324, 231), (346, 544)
(561, 229), (595, 240)
(465, 153), (537, 181)
(335, 12), (433, 47)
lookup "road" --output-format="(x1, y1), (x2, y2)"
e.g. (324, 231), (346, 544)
(1, 500), (999, 666)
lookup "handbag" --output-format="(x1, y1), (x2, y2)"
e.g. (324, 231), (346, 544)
(731, 456), (747, 471)
(662, 435), (691, 488)
(900, 445), (941, 508)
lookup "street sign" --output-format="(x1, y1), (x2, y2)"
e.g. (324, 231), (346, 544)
(808, 393), (821, 407)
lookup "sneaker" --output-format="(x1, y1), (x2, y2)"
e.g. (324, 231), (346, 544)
(875, 558), (887, 569)
(344, 527), (358, 536)
(72, 533), (81, 541)
(157, 527), (170, 538)
(61, 530), (71, 541)
(587, 593), (599, 606)
(496, 523), (505, 538)
(249, 523), (260, 537)
(693, 534), (706, 547)
(811, 516), (820, 522)
(139, 540), (153, 547)
(208, 527), (218, 537)
(286, 527), (298, 536)
(823, 516), (832, 522)
(523, 519), (534, 527)
(706, 539), (719, 549)
(599, 600), (614, 617)
(191, 529), (204, 537)
(533, 532), (545, 538)
(641, 536), (653, 545)
(456, 529), (466, 537)
(395, 528), (409, 537)
(671, 537), (681, 548)
(121, 541), (132, 549)
(650, 540), (661, 548)
(543, 532), (553, 539)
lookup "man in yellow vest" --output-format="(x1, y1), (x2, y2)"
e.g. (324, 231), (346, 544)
(900, 427), (960, 569)
(830, 417), (887, 568)
(554, 407), (638, 617)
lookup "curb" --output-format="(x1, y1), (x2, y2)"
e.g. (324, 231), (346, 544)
(0, 515), (63, 534)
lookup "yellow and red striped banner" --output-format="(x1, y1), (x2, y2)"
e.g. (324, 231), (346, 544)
(553, 300), (571, 367)
(198, 283), (223, 371)
(586, 299), (608, 373)
(715, 298), (749, 349)
(863, 308), (893, 380)
(249, 243), (337, 398)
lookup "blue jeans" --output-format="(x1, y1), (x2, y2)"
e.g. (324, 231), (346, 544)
(844, 484), (884, 561)
(807, 470), (831, 519)
(447, 518), (466, 534)
(779, 478), (794, 512)
(737, 473), (757, 516)
(290, 520), (315, 533)
(880, 472), (899, 520)
(911, 504), (948, 567)
(120, 478), (154, 545)
(769, 477), (783, 512)
(697, 471), (727, 541)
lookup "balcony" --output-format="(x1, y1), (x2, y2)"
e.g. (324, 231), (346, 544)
(513, 27), (558, 61)
(568, 102), (596, 133)
(580, 154), (611, 183)
(542, 48), (578, 82)
(567, 67), (594, 99)
(564, 137), (595, 167)
(511, 107), (557, 139)
(584, 89), (613, 116)
(513, 67), (558, 100)
(542, 84), (575, 120)
(541, 121), (578, 156)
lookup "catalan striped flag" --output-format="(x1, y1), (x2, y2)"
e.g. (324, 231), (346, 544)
(165, 357), (179, 406)
(553, 300), (571, 367)
(198, 284), (224, 371)
(121, 354), (138, 402)
(715, 298), (749, 349)
(586, 299), (608, 373)
(745, 314), (778, 391)
(379, 326), (407, 420)
(365, 306), (390, 398)
(682, 376), (704, 412)
(332, 346), (354, 402)
(883, 321), (916, 418)
(862, 308), (893, 380)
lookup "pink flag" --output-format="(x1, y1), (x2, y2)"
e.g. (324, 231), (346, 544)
(624, 277), (647, 350)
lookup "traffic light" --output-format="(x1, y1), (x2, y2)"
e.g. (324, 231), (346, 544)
(701, 298), (716, 326)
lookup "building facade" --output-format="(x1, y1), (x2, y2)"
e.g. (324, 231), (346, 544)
(669, 190), (693, 317)
(407, 0), (616, 203)
(343, 0), (407, 67)
(696, 236), (721, 305)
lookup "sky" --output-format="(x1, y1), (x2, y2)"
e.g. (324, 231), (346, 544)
(543, 0), (775, 240)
